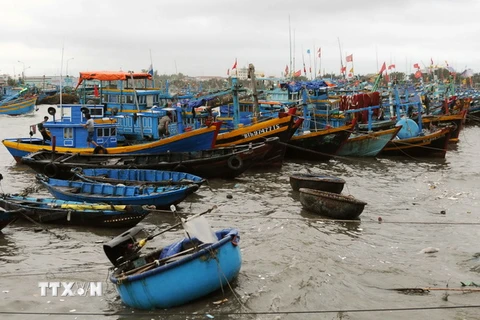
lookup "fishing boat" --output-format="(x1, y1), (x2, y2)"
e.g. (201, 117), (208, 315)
(2, 103), (221, 162)
(35, 174), (198, 208)
(214, 75), (303, 166)
(289, 174), (345, 193)
(299, 188), (367, 219)
(21, 137), (279, 179)
(104, 209), (241, 309)
(0, 96), (37, 115)
(72, 168), (206, 187)
(0, 195), (151, 228)
(0, 207), (21, 231)
(380, 121), (452, 158)
(336, 126), (402, 157)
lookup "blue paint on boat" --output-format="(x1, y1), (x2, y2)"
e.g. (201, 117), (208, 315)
(110, 229), (241, 309)
(36, 174), (198, 207)
(74, 168), (206, 186)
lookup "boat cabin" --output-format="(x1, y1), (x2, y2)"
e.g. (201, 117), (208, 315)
(44, 104), (118, 148)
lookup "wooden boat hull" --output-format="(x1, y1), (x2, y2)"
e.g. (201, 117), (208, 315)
(73, 168), (206, 186)
(0, 196), (150, 228)
(36, 174), (198, 208)
(286, 124), (353, 161)
(421, 111), (467, 143)
(380, 126), (452, 158)
(0, 208), (20, 231)
(215, 114), (302, 166)
(0, 97), (36, 115)
(2, 122), (221, 163)
(21, 138), (279, 180)
(299, 188), (367, 219)
(336, 126), (401, 157)
(110, 229), (242, 309)
(289, 174), (345, 193)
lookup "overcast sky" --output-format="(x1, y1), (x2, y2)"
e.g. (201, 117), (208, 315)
(1, 0), (479, 79)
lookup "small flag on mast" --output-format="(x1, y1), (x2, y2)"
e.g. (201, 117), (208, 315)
(232, 59), (237, 70)
(346, 54), (353, 62)
(317, 48), (321, 58)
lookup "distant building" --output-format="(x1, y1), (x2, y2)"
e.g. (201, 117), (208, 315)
(24, 75), (78, 88)
(232, 67), (265, 80)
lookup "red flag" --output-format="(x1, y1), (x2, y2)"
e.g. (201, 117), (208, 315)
(294, 70), (301, 77)
(232, 59), (237, 70)
(227, 69), (230, 76)
(284, 64), (289, 76)
(388, 64), (395, 70)
(430, 58), (434, 65)
(94, 85), (99, 97)
(413, 63), (420, 69)
(379, 62), (386, 74)
(340, 66), (346, 73)
(303, 64), (307, 75)
(385, 74), (390, 82)
(317, 48), (321, 58)
(346, 54), (353, 62)
(415, 70), (422, 78)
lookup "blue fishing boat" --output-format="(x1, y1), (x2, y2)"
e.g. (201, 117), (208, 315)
(35, 174), (198, 208)
(0, 96), (37, 115)
(72, 168), (206, 187)
(2, 103), (221, 162)
(0, 195), (151, 228)
(106, 226), (241, 309)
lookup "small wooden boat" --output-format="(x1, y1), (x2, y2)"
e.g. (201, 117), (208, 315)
(289, 174), (345, 193)
(105, 226), (241, 309)
(21, 137), (280, 180)
(36, 174), (198, 208)
(0, 195), (151, 228)
(0, 207), (21, 231)
(72, 168), (206, 187)
(299, 188), (367, 219)
(0, 96), (37, 115)
(336, 126), (402, 157)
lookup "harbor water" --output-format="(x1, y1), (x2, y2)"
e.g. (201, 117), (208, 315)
(0, 106), (479, 320)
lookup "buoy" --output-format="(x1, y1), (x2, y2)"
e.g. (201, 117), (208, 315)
(396, 118), (419, 139)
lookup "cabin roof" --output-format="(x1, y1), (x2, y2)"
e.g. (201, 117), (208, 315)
(75, 71), (153, 89)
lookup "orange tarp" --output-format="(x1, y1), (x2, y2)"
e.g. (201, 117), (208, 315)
(75, 71), (152, 89)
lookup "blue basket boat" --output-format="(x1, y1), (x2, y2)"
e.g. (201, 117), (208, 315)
(35, 174), (198, 208)
(105, 228), (242, 309)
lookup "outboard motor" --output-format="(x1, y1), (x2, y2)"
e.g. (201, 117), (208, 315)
(103, 225), (147, 268)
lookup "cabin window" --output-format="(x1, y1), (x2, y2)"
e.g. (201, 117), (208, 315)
(97, 128), (103, 137)
(89, 108), (103, 117)
(126, 95), (134, 103)
(64, 127), (73, 139)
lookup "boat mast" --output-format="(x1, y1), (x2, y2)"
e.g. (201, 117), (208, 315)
(337, 37), (344, 79)
(60, 45), (64, 117)
(289, 15), (292, 79)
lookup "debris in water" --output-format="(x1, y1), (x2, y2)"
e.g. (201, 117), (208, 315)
(212, 298), (228, 305)
(419, 247), (439, 254)
(440, 210), (446, 215)
(206, 314), (214, 319)
(226, 194), (233, 199)
(378, 217), (383, 223)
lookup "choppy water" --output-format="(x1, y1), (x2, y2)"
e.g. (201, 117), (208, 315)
(0, 105), (479, 320)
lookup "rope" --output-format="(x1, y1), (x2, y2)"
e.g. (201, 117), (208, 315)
(0, 304), (479, 316)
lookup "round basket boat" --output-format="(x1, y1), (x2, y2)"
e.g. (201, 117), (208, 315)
(299, 188), (367, 219)
(289, 173), (346, 193)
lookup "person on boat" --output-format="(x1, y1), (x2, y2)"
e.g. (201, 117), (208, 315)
(82, 113), (98, 148)
(158, 111), (172, 138)
(37, 116), (51, 143)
